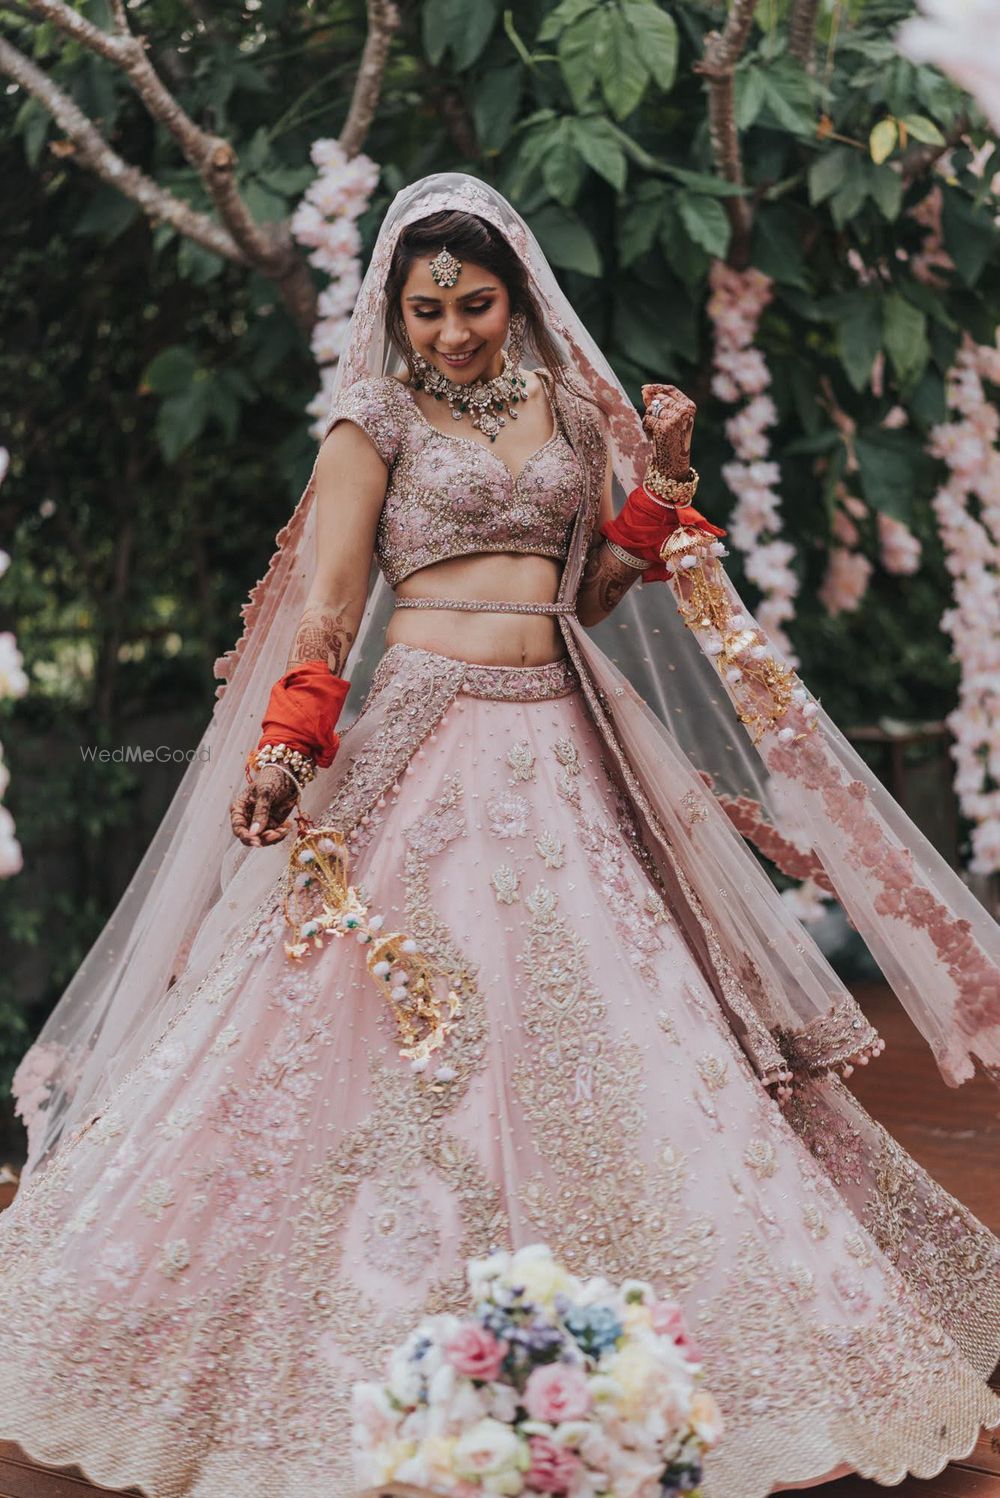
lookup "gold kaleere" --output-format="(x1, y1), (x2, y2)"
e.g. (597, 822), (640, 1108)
(282, 814), (463, 1062)
(662, 527), (820, 747)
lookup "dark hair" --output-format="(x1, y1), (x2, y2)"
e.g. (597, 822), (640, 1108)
(383, 210), (609, 416)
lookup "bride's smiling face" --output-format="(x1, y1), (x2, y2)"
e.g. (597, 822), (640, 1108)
(400, 255), (512, 383)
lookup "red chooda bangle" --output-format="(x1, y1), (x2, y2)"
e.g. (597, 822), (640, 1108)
(256, 660), (351, 770)
(600, 485), (727, 583)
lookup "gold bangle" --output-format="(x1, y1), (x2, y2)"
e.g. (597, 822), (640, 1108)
(252, 743), (318, 786)
(644, 460), (699, 505)
(604, 537), (651, 571)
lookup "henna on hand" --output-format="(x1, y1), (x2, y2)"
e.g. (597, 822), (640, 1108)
(287, 602), (355, 675)
(641, 383), (697, 479)
(229, 765), (299, 848)
(579, 535), (642, 622)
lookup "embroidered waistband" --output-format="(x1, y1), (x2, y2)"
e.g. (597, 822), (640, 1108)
(393, 596), (577, 617)
(378, 642), (579, 702)
(459, 656), (579, 701)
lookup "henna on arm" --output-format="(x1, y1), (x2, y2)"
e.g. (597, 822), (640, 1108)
(576, 534), (642, 626)
(285, 601), (355, 674)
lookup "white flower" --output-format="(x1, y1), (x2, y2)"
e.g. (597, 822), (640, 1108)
(452, 1419), (525, 1482)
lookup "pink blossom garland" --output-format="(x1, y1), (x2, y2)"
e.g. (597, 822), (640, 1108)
(707, 261), (800, 665)
(0, 446), (25, 878)
(928, 334), (1000, 874)
(290, 140), (380, 438)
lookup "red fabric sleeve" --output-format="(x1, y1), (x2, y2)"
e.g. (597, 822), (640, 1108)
(600, 485), (727, 585)
(257, 660), (351, 769)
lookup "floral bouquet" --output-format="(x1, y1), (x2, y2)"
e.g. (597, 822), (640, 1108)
(351, 1243), (723, 1498)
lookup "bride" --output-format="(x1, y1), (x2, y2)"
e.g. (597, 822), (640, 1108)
(1, 173), (999, 1498)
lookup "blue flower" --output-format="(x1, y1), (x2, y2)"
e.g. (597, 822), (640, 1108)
(562, 1304), (623, 1354)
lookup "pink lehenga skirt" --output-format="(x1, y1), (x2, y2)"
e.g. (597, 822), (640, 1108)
(1, 641), (999, 1498)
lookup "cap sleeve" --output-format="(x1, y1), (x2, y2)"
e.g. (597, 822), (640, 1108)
(321, 376), (403, 468)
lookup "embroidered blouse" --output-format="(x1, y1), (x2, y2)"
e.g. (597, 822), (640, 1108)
(323, 371), (586, 587)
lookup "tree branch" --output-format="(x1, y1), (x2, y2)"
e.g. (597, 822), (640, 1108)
(3, 0), (400, 331)
(695, 0), (756, 262)
(26, 0), (283, 264)
(0, 34), (243, 262)
(339, 0), (400, 157)
(788, 0), (820, 69)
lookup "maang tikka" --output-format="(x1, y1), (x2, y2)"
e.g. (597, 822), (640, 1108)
(406, 304), (529, 442)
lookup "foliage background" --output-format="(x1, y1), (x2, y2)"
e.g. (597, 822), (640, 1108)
(0, 0), (997, 1134)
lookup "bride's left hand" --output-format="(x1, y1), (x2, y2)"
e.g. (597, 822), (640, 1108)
(641, 383), (696, 478)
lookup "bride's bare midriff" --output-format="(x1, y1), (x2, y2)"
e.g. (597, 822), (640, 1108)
(385, 551), (568, 667)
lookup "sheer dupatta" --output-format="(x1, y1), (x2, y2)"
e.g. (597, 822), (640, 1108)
(13, 173), (999, 1190)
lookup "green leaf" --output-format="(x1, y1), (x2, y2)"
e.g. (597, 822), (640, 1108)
(528, 204), (602, 275)
(676, 193), (731, 259)
(751, 208), (809, 290)
(156, 388), (210, 464)
(760, 62), (816, 137)
(177, 239), (226, 286)
(242, 181), (289, 224)
(869, 118), (898, 165)
(866, 161), (903, 221)
(598, 8), (649, 120)
(883, 290), (929, 386)
(617, 182), (665, 268)
(472, 65), (523, 155)
(557, 9), (608, 111)
(659, 200), (710, 287)
(828, 156), (869, 230)
(660, 165), (748, 197)
(613, 293), (673, 370)
(941, 189), (997, 286)
(828, 292), (883, 393)
(735, 66), (767, 129)
(453, 0), (499, 69)
(570, 115), (628, 190)
(908, 367), (947, 429)
(71, 186), (140, 243)
(141, 346), (200, 398)
(808, 145), (854, 206)
(14, 98), (51, 170)
(424, 0), (497, 68)
(621, 1), (678, 92)
(899, 113), (945, 146)
(855, 429), (931, 524)
(537, 0), (597, 42)
(542, 121), (586, 206)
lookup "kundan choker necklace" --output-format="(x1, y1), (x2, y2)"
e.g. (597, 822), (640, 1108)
(406, 312), (529, 441)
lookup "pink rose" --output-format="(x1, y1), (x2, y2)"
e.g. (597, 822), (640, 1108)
(444, 1324), (508, 1381)
(525, 1433), (583, 1494)
(651, 1299), (702, 1362)
(523, 1362), (592, 1422)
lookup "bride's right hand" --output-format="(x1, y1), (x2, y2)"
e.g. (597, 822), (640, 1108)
(230, 765), (299, 848)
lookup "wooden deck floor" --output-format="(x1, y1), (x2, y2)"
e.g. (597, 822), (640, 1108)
(0, 981), (998, 1497)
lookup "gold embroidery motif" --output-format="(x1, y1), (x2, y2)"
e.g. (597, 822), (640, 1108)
(510, 880), (719, 1291)
(788, 1262), (817, 1299)
(486, 791), (530, 840)
(534, 829), (566, 869)
(681, 788), (710, 826)
(506, 740), (536, 782)
(744, 1138), (778, 1178)
(490, 864), (521, 904)
(656, 1008), (679, 1043)
(697, 1053), (730, 1091)
(693, 1228), (1000, 1497)
(802, 1201), (829, 1240)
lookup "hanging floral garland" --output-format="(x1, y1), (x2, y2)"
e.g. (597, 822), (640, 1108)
(0, 446), (25, 878)
(928, 334), (1000, 875)
(706, 260), (800, 666)
(290, 139), (380, 439)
